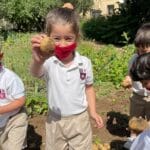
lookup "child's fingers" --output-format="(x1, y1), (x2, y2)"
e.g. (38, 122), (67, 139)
(95, 116), (104, 128)
(32, 43), (41, 49)
(31, 34), (46, 45)
(31, 37), (41, 45)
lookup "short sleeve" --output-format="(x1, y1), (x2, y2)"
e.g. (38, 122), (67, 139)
(85, 59), (93, 85)
(131, 130), (150, 150)
(128, 54), (138, 73)
(7, 77), (25, 100)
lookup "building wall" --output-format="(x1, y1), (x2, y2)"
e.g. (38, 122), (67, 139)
(90, 0), (124, 17)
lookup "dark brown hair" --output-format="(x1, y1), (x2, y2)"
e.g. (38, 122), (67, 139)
(45, 7), (79, 36)
(130, 52), (150, 81)
(134, 23), (150, 49)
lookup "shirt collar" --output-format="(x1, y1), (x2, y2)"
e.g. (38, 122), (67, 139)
(52, 51), (83, 67)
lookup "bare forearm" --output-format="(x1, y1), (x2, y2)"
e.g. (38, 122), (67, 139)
(0, 97), (25, 114)
(86, 85), (96, 115)
(30, 59), (44, 77)
(86, 85), (104, 128)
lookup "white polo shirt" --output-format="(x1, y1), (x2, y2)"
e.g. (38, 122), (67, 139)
(0, 67), (25, 127)
(43, 52), (93, 117)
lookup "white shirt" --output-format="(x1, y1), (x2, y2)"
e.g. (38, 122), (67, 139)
(131, 129), (150, 150)
(0, 67), (25, 127)
(42, 52), (93, 117)
(129, 54), (150, 96)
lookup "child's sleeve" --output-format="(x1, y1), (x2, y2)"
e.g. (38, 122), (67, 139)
(7, 77), (25, 101)
(128, 54), (138, 73)
(85, 59), (93, 85)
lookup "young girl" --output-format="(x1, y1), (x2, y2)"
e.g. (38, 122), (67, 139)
(30, 3), (103, 150)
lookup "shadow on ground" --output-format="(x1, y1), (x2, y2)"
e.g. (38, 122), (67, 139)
(110, 140), (128, 150)
(24, 125), (42, 150)
(106, 111), (130, 137)
(106, 111), (130, 150)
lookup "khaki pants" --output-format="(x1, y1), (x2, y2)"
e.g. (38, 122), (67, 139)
(0, 107), (28, 150)
(45, 110), (92, 150)
(130, 92), (150, 120)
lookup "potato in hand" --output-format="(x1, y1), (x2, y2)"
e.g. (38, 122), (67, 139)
(122, 75), (132, 88)
(129, 117), (149, 134)
(40, 36), (55, 54)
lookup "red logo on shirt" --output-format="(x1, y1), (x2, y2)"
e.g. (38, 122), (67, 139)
(79, 68), (86, 80)
(0, 89), (6, 99)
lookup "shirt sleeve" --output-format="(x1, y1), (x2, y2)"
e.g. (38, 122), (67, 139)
(7, 77), (25, 100)
(131, 130), (150, 150)
(86, 59), (93, 85)
(128, 54), (138, 73)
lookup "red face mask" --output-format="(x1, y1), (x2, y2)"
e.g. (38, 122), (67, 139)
(54, 43), (77, 60)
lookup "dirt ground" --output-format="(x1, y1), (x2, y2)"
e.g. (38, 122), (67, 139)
(25, 88), (131, 150)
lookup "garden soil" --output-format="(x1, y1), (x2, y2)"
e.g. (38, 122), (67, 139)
(25, 88), (131, 150)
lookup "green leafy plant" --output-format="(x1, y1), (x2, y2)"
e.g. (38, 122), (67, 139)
(26, 93), (48, 116)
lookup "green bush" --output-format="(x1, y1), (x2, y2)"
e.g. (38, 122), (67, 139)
(0, 0), (59, 31)
(82, 15), (135, 45)
(82, 17), (106, 41)
(0, 0), (94, 32)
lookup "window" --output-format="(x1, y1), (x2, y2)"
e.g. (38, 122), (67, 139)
(107, 5), (114, 15)
(90, 9), (101, 18)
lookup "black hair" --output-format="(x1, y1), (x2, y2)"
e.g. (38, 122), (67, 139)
(130, 52), (150, 81)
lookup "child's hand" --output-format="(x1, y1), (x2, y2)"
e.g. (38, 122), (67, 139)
(122, 75), (132, 88)
(90, 112), (104, 128)
(31, 34), (54, 63)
